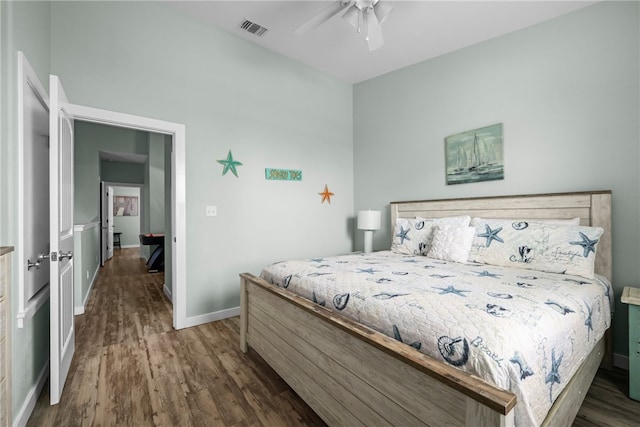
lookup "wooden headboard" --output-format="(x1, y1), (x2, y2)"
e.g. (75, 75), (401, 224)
(390, 191), (612, 282)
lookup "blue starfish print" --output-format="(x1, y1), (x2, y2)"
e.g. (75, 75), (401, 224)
(433, 285), (470, 297)
(569, 232), (599, 257)
(584, 302), (594, 340)
(357, 268), (378, 274)
(403, 258), (420, 263)
(310, 258), (325, 263)
(475, 270), (502, 278)
(396, 226), (410, 244)
(545, 300), (575, 315)
(545, 349), (564, 403)
(563, 278), (589, 285)
(217, 150), (243, 177)
(477, 224), (504, 247)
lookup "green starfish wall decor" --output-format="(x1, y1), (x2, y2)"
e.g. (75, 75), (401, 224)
(217, 150), (243, 177)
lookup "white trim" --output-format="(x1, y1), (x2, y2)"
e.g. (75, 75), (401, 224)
(12, 360), (49, 427)
(16, 286), (49, 329)
(16, 52), (50, 329)
(120, 244), (140, 249)
(65, 103), (187, 330)
(73, 222), (100, 232)
(613, 353), (629, 370)
(74, 263), (99, 315)
(181, 307), (241, 329)
(163, 283), (173, 303)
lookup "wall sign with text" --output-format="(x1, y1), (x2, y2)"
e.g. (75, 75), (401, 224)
(265, 168), (302, 181)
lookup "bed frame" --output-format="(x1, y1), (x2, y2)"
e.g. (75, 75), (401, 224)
(240, 191), (612, 426)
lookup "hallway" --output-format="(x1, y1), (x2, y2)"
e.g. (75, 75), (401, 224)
(27, 249), (325, 427)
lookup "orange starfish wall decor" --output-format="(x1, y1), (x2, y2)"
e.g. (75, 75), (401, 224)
(319, 184), (334, 204)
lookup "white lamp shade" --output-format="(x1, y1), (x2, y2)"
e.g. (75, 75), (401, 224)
(357, 210), (381, 230)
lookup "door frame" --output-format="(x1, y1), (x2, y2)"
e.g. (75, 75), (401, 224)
(66, 104), (187, 330)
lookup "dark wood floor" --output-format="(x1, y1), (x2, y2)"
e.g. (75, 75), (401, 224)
(28, 248), (639, 426)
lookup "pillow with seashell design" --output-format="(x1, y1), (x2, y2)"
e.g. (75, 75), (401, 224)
(468, 218), (604, 279)
(390, 216), (471, 256)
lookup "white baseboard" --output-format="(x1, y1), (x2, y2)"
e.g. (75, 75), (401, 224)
(613, 352), (629, 370)
(163, 283), (173, 303)
(13, 360), (49, 427)
(181, 306), (240, 329)
(120, 244), (139, 249)
(74, 264), (99, 315)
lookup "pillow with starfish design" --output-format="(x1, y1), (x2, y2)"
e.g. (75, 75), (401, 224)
(467, 218), (604, 279)
(390, 216), (470, 256)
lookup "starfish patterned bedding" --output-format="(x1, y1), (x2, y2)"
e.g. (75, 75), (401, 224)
(259, 251), (612, 426)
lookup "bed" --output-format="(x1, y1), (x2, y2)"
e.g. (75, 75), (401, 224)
(239, 191), (612, 427)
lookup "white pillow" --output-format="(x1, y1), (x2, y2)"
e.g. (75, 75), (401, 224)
(468, 218), (604, 278)
(390, 216), (471, 256)
(427, 225), (476, 263)
(479, 217), (581, 226)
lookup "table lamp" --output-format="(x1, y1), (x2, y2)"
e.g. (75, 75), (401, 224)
(357, 210), (381, 253)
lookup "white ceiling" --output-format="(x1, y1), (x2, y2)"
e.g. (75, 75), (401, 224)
(167, 0), (598, 84)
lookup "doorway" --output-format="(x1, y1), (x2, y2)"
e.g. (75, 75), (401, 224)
(100, 183), (145, 264)
(66, 104), (186, 330)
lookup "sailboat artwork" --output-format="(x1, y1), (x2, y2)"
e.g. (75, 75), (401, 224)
(445, 123), (504, 185)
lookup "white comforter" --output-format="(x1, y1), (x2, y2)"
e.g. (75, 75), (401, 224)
(260, 251), (612, 426)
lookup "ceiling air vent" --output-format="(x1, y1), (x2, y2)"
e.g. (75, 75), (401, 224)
(239, 19), (269, 37)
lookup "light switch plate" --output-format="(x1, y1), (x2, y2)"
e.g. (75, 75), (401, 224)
(205, 205), (217, 217)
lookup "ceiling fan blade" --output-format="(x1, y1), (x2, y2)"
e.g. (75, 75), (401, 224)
(366, 7), (384, 51)
(294, 1), (354, 35)
(373, 1), (393, 25)
(342, 4), (360, 30)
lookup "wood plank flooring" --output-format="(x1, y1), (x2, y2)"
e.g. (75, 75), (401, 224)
(27, 248), (639, 426)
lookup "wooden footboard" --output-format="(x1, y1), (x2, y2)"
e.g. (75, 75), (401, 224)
(240, 273), (516, 427)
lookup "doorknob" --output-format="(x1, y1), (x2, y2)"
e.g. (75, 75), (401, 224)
(59, 250), (73, 261)
(27, 259), (40, 270)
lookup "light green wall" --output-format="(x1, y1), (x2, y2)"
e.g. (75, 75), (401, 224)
(353, 1), (639, 357)
(0, 1), (52, 421)
(75, 121), (149, 223)
(50, 1), (354, 317)
(112, 186), (141, 248)
(73, 223), (100, 312)
(101, 160), (145, 185)
(148, 134), (165, 234)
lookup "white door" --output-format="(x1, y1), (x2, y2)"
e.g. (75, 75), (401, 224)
(107, 186), (114, 259)
(100, 182), (115, 263)
(100, 182), (107, 265)
(49, 74), (75, 405)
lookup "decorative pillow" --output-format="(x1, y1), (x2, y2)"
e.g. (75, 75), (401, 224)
(426, 225), (476, 263)
(480, 217), (581, 226)
(391, 216), (471, 256)
(468, 218), (604, 278)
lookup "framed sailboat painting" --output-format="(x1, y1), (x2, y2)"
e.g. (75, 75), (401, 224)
(445, 123), (504, 185)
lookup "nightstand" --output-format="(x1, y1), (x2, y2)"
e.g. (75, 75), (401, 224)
(621, 286), (640, 401)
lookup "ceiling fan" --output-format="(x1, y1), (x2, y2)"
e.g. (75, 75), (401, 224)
(295, 0), (394, 51)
